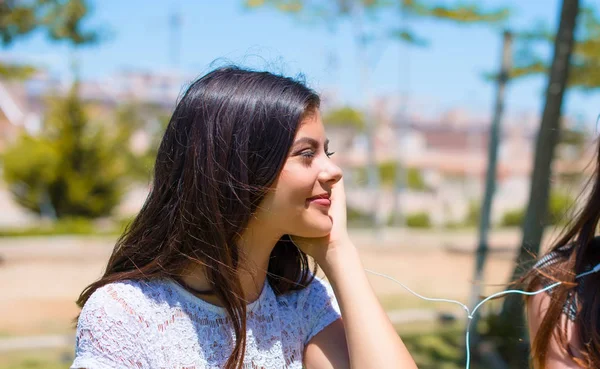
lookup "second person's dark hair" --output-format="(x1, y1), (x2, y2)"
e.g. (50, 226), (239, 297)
(525, 137), (600, 368)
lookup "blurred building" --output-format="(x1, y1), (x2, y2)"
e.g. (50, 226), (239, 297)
(0, 69), (191, 150)
(326, 97), (593, 227)
(0, 70), (592, 228)
(0, 72), (52, 150)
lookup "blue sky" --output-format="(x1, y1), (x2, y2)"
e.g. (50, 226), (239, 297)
(3, 0), (600, 125)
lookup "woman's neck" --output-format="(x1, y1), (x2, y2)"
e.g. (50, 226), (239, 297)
(180, 223), (282, 306)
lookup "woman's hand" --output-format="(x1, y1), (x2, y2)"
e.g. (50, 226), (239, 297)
(291, 178), (352, 266)
(297, 181), (418, 369)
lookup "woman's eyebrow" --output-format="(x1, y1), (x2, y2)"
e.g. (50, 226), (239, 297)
(292, 137), (319, 148)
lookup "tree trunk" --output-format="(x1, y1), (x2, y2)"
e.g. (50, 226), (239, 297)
(496, 0), (580, 365)
(468, 30), (512, 346)
(352, 0), (383, 235)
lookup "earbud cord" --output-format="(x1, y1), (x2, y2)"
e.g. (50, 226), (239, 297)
(364, 263), (600, 369)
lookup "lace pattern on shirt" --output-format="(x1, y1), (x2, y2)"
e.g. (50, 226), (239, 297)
(71, 276), (340, 369)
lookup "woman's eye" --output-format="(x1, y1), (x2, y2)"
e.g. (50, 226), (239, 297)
(297, 147), (334, 160)
(300, 150), (315, 158)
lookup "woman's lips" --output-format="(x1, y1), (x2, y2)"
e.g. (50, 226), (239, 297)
(309, 198), (331, 207)
(307, 194), (331, 207)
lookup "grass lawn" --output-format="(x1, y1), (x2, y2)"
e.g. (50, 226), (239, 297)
(400, 326), (488, 369)
(0, 349), (73, 369)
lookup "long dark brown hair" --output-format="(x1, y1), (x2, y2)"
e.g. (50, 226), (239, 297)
(524, 138), (600, 368)
(76, 67), (320, 369)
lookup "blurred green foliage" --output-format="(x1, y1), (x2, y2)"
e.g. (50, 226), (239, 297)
(2, 83), (129, 219)
(0, 215), (137, 237)
(356, 162), (427, 190)
(500, 208), (524, 227)
(560, 127), (586, 148)
(464, 201), (481, 227)
(387, 212), (432, 228)
(400, 327), (487, 369)
(347, 206), (372, 228)
(500, 191), (574, 227)
(0, 0), (98, 79)
(0, 0), (97, 46)
(0, 348), (72, 369)
(511, 7), (600, 90)
(0, 217), (93, 237)
(245, 0), (509, 48)
(404, 212), (432, 228)
(323, 106), (365, 131)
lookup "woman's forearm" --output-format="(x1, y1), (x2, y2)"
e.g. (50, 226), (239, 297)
(320, 242), (418, 369)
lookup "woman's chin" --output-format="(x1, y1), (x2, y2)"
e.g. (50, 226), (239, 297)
(302, 220), (333, 238)
(290, 212), (333, 238)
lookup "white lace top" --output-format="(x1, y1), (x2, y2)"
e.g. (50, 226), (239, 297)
(71, 276), (341, 369)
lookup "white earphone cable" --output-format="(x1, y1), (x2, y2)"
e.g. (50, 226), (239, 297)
(364, 263), (599, 369)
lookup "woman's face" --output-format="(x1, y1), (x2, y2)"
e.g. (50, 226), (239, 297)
(258, 110), (343, 238)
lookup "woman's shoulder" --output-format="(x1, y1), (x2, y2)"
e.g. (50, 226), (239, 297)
(84, 279), (157, 303)
(80, 278), (175, 321)
(273, 275), (341, 345)
(276, 275), (337, 308)
(73, 279), (174, 368)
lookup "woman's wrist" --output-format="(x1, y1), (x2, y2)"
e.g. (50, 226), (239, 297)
(317, 237), (359, 278)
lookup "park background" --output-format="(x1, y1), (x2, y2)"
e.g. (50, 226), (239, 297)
(0, 0), (597, 368)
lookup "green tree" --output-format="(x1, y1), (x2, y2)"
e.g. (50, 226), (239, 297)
(323, 106), (365, 166)
(0, 0), (98, 79)
(511, 7), (600, 88)
(500, 191), (575, 227)
(356, 161), (426, 190)
(244, 1), (509, 42)
(404, 212), (431, 228)
(2, 83), (127, 218)
(465, 201), (481, 227)
(500, 208), (523, 227)
(323, 106), (365, 131)
(560, 127), (586, 148)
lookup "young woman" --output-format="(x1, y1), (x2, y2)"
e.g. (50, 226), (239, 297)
(526, 139), (600, 368)
(71, 67), (417, 369)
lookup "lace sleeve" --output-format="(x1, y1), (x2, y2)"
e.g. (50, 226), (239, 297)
(301, 277), (342, 345)
(71, 283), (149, 369)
